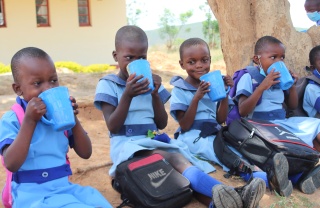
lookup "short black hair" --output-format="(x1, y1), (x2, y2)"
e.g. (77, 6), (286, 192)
(115, 25), (148, 49)
(179, 38), (210, 60)
(254, 36), (283, 55)
(11, 47), (50, 82)
(309, 45), (320, 66)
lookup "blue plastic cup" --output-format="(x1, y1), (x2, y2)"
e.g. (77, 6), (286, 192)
(200, 70), (230, 102)
(39, 86), (76, 131)
(267, 61), (294, 90)
(127, 59), (154, 94)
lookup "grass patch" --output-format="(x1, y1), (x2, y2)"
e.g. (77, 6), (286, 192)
(269, 191), (318, 208)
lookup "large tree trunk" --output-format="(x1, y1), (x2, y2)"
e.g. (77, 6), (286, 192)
(208, 0), (320, 76)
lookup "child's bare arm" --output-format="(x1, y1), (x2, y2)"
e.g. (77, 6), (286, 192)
(102, 74), (149, 133)
(151, 74), (168, 129)
(69, 96), (92, 159)
(176, 81), (210, 131)
(284, 70), (299, 109)
(3, 97), (45, 172)
(238, 70), (280, 116)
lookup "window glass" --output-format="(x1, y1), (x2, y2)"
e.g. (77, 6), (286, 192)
(78, 0), (90, 26)
(0, 0), (5, 27)
(36, 0), (49, 26)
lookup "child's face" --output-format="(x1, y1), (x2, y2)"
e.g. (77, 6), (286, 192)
(113, 40), (148, 79)
(313, 52), (320, 72)
(305, 0), (320, 12)
(254, 43), (285, 74)
(179, 44), (211, 81)
(12, 57), (59, 102)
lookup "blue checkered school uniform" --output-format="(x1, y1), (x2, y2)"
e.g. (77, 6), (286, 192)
(170, 76), (242, 172)
(0, 97), (112, 208)
(94, 74), (215, 177)
(236, 73), (320, 147)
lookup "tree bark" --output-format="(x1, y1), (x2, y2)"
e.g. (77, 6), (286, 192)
(208, 0), (320, 76)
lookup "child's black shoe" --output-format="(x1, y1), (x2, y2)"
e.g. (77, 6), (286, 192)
(268, 153), (293, 197)
(235, 178), (266, 208)
(212, 184), (243, 208)
(299, 164), (320, 194)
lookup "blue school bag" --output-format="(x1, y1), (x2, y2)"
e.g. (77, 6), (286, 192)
(226, 66), (265, 125)
(1, 103), (70, 208)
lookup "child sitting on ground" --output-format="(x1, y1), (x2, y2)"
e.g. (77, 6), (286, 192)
(93, 26), (266, 208)
(303, 45), (320, 118)
(235, 36), (320, 195)
(170, 38), (294, 198)
(0, 47), (112, 207)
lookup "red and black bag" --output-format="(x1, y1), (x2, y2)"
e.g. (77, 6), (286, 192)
(214, 118), (320, 176)
(112, 153), (193, 208)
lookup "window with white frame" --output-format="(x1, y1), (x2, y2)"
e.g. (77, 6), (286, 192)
(36, 0), (50, 27)
(0, 0), (6, 27)
(78, 0), (91, 26)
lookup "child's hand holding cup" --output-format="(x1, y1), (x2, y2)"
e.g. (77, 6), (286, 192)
(267, 61), (294, 90)
(200, 70), (230, 102)
(127, 59), (154, 94)
(39, 86), (76, 131)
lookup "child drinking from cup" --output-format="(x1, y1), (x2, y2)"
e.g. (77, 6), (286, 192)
(0, 47), (112, 207)
(94, 26), (266, 208)
(234, 35), (320, 194)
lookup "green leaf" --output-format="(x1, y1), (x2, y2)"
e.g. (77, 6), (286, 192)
(147, 130), (155, 139)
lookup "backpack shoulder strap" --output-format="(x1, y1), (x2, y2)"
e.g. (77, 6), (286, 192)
(246, 66), (265, 85)
(229, 68), (250, 98)
(11, 104), (24, 124)
(306, 74), (320, 85)
(214, 126), (253, 179)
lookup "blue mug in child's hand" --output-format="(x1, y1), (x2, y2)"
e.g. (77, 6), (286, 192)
(267, 61), (294, 90)
(200, 70), (230, 102)
(127, 59), (154, 94)
(39, 86), (76, 131)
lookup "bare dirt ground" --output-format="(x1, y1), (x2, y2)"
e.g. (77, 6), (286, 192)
(0, 51), (319, 207)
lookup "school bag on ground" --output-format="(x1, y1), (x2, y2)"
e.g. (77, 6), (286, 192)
(112, 153), (193, 208)
(1, 103), (70, 208)
(214, 118), (320, 178)
(226, 66), (265, 125)
(285, 74), (320, 118)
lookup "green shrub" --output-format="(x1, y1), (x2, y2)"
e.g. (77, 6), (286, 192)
(0, 63), (11, 74)
(83, 64), (116, 73)
(55, 61), (116, 73)
(55, 61), (84, 73)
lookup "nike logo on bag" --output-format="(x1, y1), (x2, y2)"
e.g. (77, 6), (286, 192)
(150, 169), (173, 188)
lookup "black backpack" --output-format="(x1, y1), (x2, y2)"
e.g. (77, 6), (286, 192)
(214, 118), (320, 177)
(285, 74), (320, 118)
(112, 153), (193, 208)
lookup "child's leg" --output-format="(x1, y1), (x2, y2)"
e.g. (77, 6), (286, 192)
(152, 150), (265, 208)
(240, 171), (269, 187)
(240, 153), (292, 197)
(298, 165), (320, 194)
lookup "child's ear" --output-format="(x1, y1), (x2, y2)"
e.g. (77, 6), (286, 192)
(12, 82), (22, 96)
(112, 50), (118, 62)
(179, 60), (184, 69)
(252, 55), (260, 65)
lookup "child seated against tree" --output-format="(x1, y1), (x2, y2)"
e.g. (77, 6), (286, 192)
(93, 26), (266, 208)
(169, 37), (293, 197)
(0, 47), (112, 207)
(234, 35), (320, 195)
(303, 45), (320, 118)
